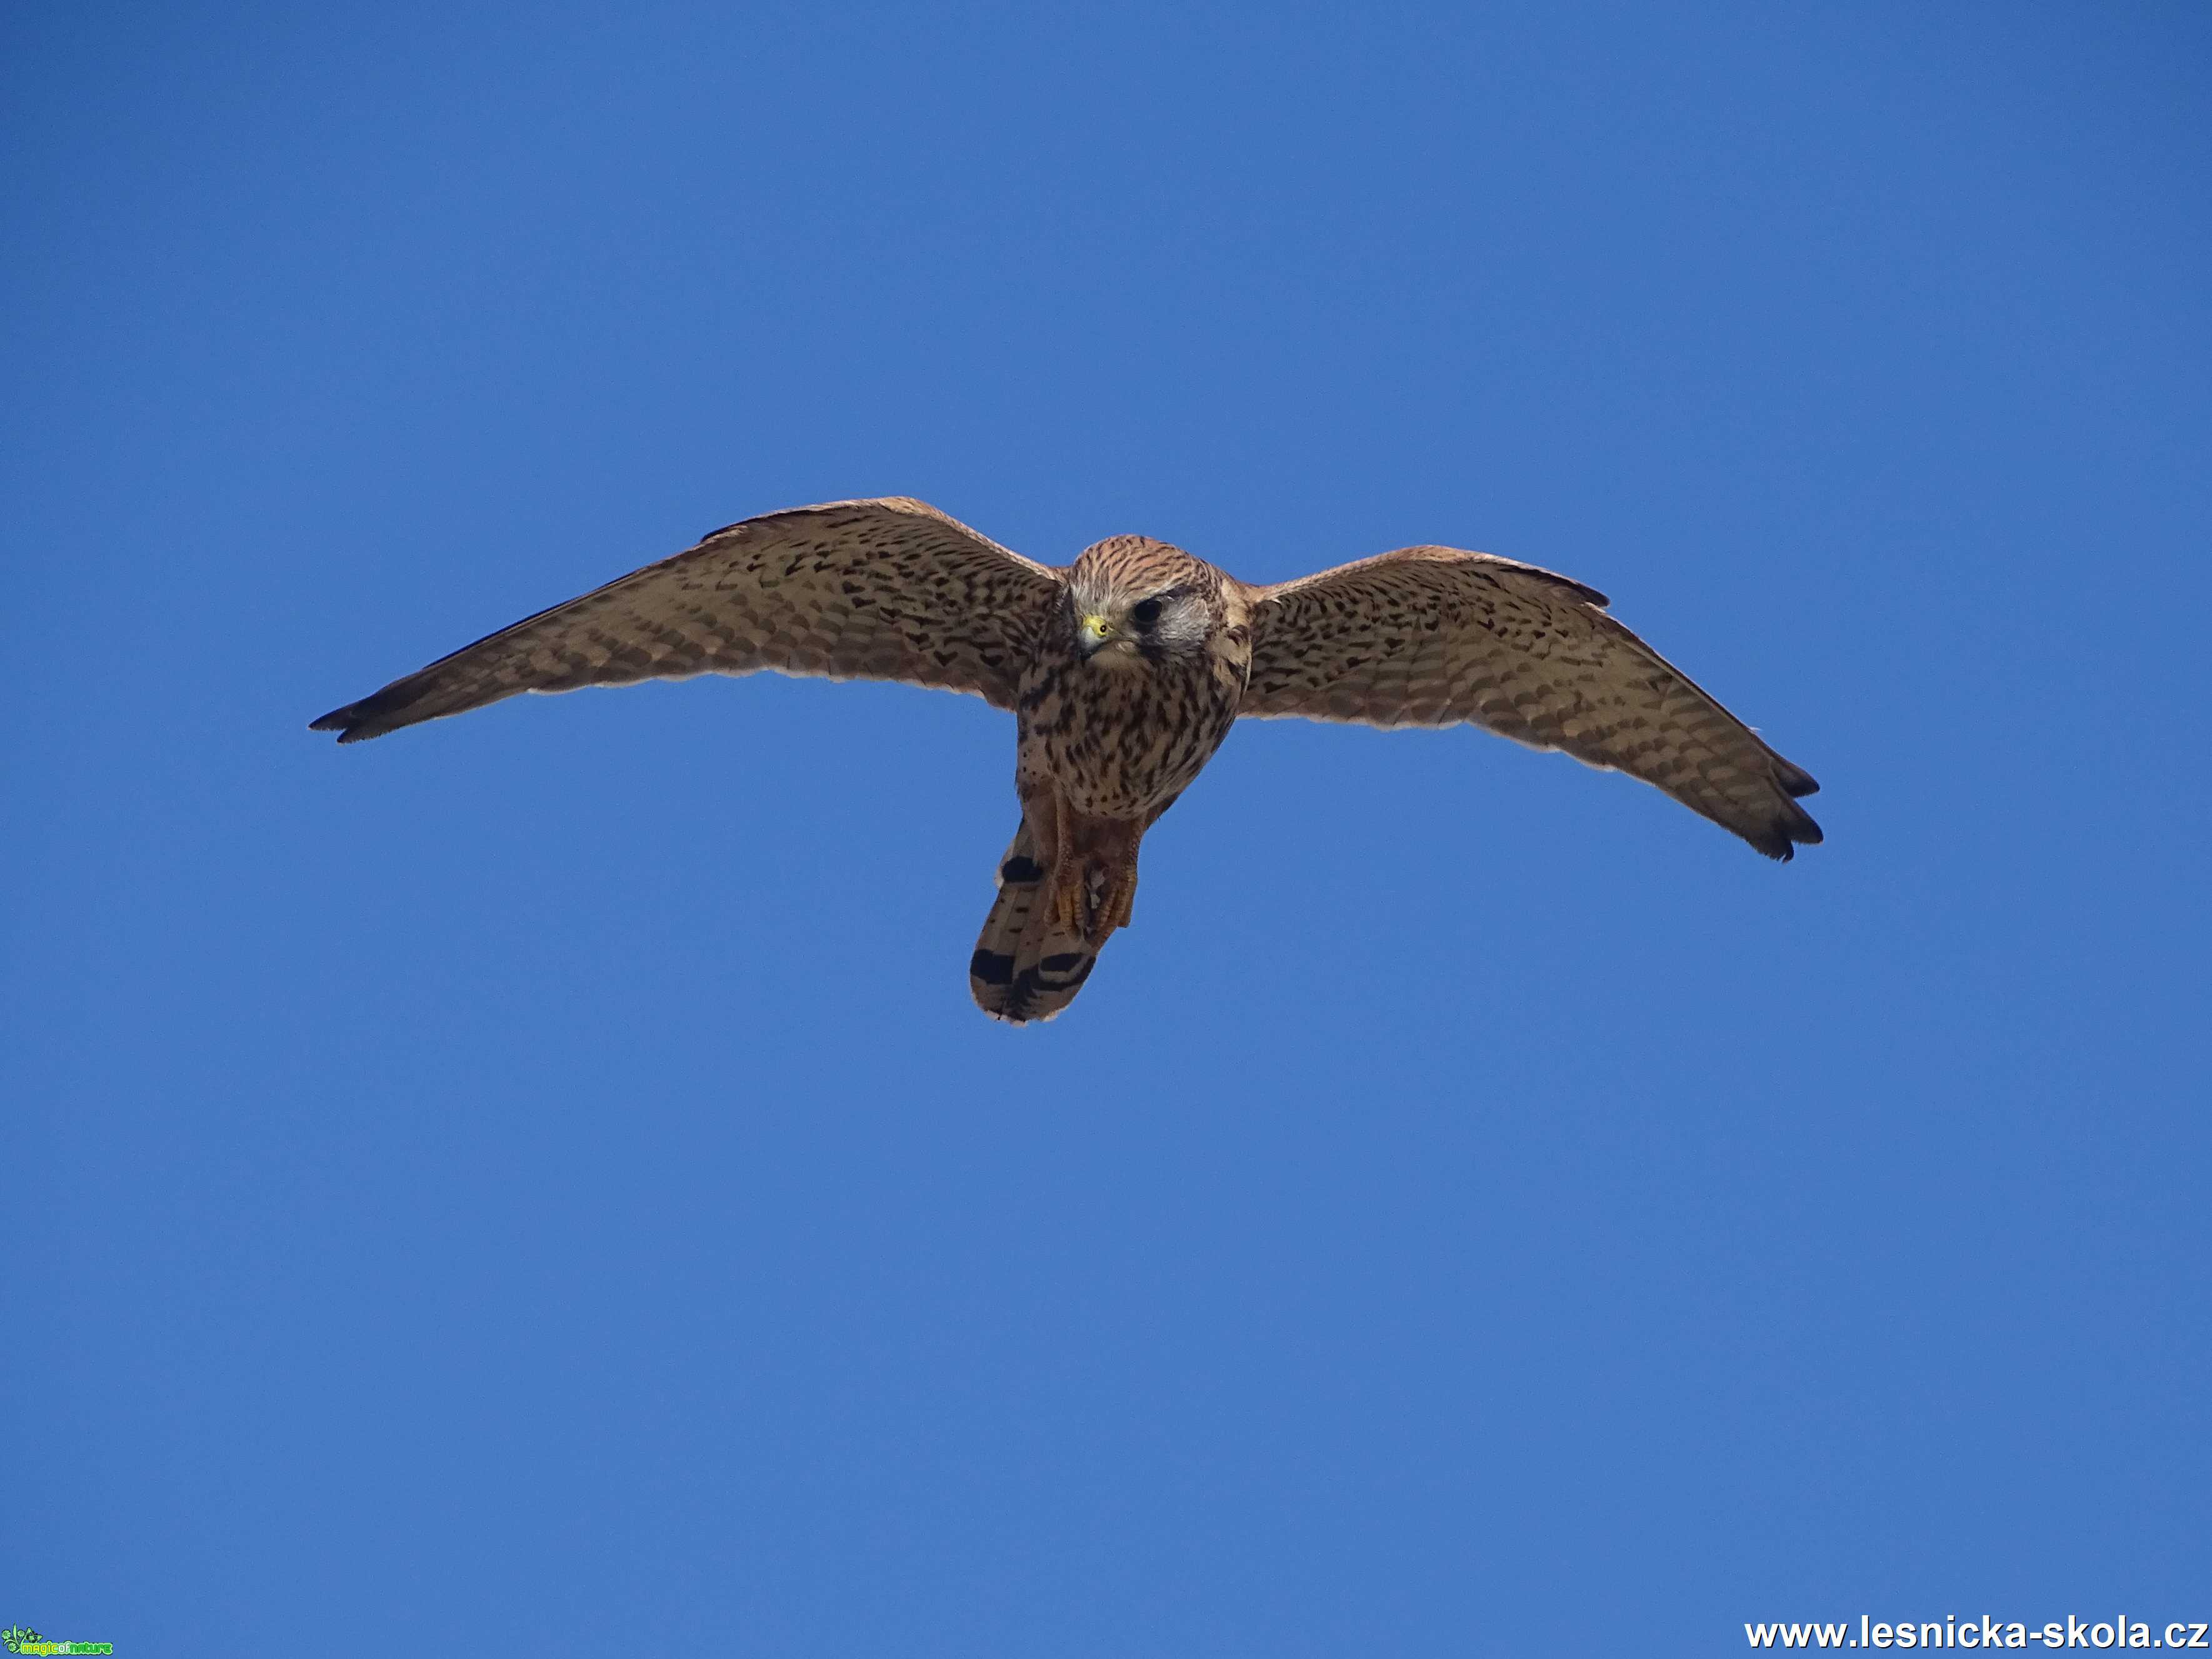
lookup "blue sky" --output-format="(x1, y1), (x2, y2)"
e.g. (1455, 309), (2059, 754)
(6, 3), (2208, 1652)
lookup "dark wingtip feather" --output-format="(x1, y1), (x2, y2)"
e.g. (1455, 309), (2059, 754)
(309, 699), (383, 743)
(1751, 796), (1824, 861)
(1748, 824), (1795, 861)
(1776, 759), (1821, 799)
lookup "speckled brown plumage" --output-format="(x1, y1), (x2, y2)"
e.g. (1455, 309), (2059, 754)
(1242, 546), (1821, 860)
(313, 496), (1822, 1023)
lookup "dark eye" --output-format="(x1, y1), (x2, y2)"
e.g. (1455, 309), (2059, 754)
(1130, 598), (1164, 629)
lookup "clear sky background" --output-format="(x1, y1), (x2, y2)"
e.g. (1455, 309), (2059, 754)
(7, 3), (2209, 1653)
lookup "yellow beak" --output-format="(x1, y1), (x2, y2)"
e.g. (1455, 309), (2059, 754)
(1079, 613), (1116, 651)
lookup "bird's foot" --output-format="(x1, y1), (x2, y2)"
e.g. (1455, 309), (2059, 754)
(1101, 867), (1136, 935)
(1048, 862), (1135, 946)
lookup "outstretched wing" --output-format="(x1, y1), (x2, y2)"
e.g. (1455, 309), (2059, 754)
(1242, 547), (1821, 859)
(311, 498), (1063, 742)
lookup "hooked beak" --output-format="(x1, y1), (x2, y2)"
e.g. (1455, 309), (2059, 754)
(1077, 613), (1118, 656)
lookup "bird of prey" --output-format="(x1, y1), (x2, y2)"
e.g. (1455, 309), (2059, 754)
(313, 496), (1821, 1022)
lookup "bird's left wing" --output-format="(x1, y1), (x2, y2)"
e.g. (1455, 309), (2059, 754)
(311, 498), (1063, 742)
(1241, 546), (1822, 859)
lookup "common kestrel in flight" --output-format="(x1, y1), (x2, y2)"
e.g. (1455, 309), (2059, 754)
(312, 497), (1821, 1022)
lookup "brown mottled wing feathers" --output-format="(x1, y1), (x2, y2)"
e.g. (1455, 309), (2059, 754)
(1243, 547), (1821, 858)
(311, 498), (1063, 742)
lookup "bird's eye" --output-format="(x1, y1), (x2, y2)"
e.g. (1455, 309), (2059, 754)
(1130, 598), (1164, 629)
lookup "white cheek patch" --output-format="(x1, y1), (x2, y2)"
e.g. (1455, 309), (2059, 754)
(1155, 604), (1212, 655)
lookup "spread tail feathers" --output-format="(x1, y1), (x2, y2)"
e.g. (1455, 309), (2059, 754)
(969, 825), (1103, 1024)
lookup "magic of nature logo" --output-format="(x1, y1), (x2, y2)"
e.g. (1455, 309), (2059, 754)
(2, 1629), (113, 1655)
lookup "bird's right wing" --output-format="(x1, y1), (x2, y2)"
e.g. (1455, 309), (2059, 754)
(311, 498), (1064, 742)
(1243, 546), (1821, 859)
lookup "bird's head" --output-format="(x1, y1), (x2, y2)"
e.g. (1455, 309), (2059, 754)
(1064, 536), (1228, 673)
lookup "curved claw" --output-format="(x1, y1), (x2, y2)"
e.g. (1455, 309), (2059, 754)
(1048, 861), (1138, 946)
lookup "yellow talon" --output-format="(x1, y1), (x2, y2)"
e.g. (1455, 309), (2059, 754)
(1051, 877), (1084, 936)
